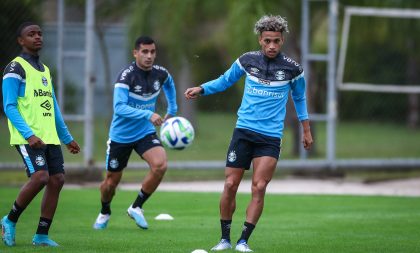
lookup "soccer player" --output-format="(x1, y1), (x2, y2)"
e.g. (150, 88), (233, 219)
(1, 22), (80, 247)
(93, 36), (178, 230)
(185, 15), (313, 252)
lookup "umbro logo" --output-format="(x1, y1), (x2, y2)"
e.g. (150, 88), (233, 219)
(39, 221), (49, 227)
(134, 85), (142, 93)
(40, 100), (52, 111)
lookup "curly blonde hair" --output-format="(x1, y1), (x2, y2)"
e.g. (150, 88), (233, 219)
(254, 15), (289, 35)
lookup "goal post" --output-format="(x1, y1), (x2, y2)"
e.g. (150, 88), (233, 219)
(336, 6), (420, 94)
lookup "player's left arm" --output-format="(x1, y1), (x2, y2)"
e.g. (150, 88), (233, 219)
(291, 73), (308, 121)
(162, 73), (178, 120)
(291, 73), (313, 150)
(52, 88), (80, 153)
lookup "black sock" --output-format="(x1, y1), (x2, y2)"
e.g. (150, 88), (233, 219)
(7, 201), (25, 223)
(237, 222), (255, 243)
(36, 217), (52, 235)
(220, 219), (232, 241)
(132, 189), (150, 209)
(101, 201), (111, 215)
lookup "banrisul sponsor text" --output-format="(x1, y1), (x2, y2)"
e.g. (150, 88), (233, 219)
(34, 89), (52, 97)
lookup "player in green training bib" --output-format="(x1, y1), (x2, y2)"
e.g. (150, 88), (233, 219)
(1, 22), (80, 247)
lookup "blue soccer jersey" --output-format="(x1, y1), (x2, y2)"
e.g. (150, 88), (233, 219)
(109, 62), (177, 143)
(201, 51), (308, 138)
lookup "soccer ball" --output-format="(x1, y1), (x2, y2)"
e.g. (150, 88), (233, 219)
(160, 116), (194, 150)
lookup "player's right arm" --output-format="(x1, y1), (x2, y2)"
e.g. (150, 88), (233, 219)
(2, 62), (35, 140)
(184, 59), (245, 99)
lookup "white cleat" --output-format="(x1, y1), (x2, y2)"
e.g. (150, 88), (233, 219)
(211, 239), (232, 251)
(235, 240), (253, 252)
(127, 206), (148, 229)
(93, 213), (110, 230)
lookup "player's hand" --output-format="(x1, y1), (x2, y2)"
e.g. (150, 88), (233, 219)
(184, 87), (203, 100)
(27, 135), (45, 149)
(302, 130), (313, 150)
(66, 140), (80, 154)
(150, 113), (163, 126)
(163, 114), (173, 122)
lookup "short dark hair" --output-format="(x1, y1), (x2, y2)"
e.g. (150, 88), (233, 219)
(17, 21), (38, 37)
(134, 36), (155, 50)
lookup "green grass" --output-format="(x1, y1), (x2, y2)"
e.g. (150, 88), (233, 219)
(0, 113), (419, 164)
(1, 187), (420, 252)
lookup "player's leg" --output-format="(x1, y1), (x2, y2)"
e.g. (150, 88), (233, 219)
(93, 171), (122, 230)
(220, 167), (244, 220)
(33, 145), (65, 247)
(234, 156), (276, 252)
(139, 146), (167, 194)
(127, 137), (167, 229)
(211, 167), (244, 251)
(235, 131), (280, 252)
(100, 171), (123, 206)
(212, 128), (251, 251)
(94, 140), (131, 230)
(2, 145), (49, 247)
(246, 156), (277, 223)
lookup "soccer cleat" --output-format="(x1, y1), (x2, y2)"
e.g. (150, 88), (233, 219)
(1, 215), (16, 246)
(32, 234), (59, 247)
(235, 240), (253, 252)
(93, 213), (110, 230)
(127, 205), (148, 229)
(210, 239), (232, 251)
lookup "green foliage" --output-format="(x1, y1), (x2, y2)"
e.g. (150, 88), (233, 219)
(0, 0), (42, 112)
(337, 0), (420, 122)
(339, 92), (408, 122)
(1, 188), (420, 252)
(128, 0), (227, 65)
(0, 0), (42, 67)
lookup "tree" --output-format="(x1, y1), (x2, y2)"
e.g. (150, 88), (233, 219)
(0, 0), (42, 114)
(127, 0), (229, 126)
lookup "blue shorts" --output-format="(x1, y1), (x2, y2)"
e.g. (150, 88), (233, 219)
(15, 144), (64, 177)
(106, 133), (162, 172)
(225, 128), (281, 170)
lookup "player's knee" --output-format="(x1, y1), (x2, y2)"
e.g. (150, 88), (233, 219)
(224, 180), (240, 193)
(50, 173), (65, 188)
(32, 171), (50, 186)
(105, 178), (119, 190)
(252, 180), (269, 194)
(151, 160), (167, 177)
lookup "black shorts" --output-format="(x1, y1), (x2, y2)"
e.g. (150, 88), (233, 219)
(106, 133), (162, 172)
(15, 144), (64, 177)
(226, 128), (281, 170)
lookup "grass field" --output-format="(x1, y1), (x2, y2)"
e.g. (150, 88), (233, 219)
(1, 187), (420, 253)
